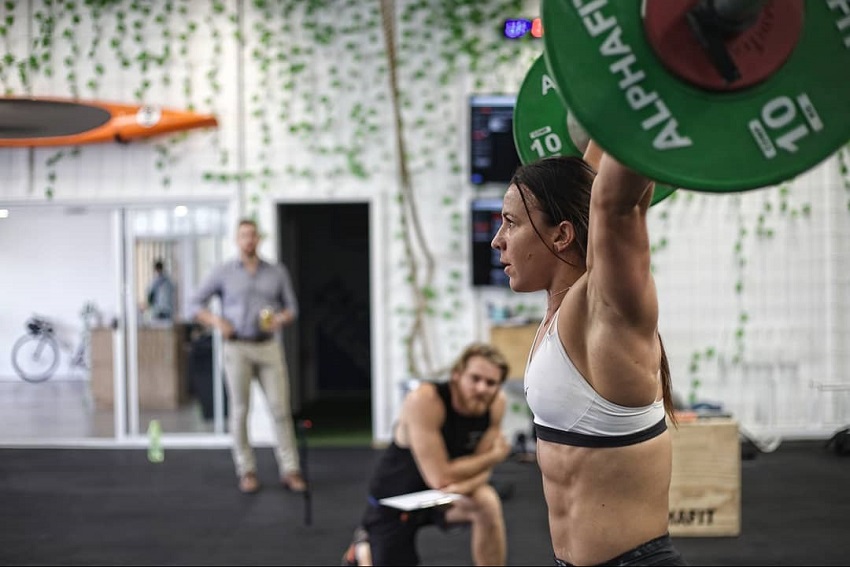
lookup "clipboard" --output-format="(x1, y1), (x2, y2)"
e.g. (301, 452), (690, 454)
(378, 489), (463, 511)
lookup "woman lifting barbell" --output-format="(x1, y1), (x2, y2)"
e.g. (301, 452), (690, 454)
(490, 140), (686, 565)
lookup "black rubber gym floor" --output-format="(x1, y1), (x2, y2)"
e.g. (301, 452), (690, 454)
(0, 441), (847, 565)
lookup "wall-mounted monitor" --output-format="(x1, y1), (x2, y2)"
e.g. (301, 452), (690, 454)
(469, 94), (522, 186)
(470, 197), (510, 287)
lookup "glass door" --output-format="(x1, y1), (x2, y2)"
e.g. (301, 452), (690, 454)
(0, 204), (119, 443)
(122, 204), (229, 441)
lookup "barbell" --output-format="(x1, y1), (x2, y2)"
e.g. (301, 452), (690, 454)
(523, 0), (850, 193)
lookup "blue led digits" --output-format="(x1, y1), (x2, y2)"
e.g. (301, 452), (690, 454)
(503, 18), (543, 39)
(504, 19), (532, 39)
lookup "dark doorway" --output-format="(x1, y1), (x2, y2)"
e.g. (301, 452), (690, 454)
(276, 202), (372, 443)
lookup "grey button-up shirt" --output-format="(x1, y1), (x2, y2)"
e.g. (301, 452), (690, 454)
(190, 258), (298, 340)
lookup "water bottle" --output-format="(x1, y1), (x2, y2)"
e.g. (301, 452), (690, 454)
(147, 419), (164, 463)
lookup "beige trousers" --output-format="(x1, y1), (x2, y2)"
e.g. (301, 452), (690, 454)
(222, 339), (300, 477)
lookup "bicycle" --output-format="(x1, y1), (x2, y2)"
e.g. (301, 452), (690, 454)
(11, 303), (100, 383)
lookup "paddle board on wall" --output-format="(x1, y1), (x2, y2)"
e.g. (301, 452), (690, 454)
(0, 97), (218, 147)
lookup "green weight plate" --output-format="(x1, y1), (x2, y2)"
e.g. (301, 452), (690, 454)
(652, 183), (675, 205)
(513, 53), (582, 164)
(515, 53), (677, 206)
(541, 0), (850, 192)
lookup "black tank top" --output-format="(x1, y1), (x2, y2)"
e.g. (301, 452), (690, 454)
(367, 381), (491, 499)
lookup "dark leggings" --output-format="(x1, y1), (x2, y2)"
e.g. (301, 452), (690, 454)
(554, 533), (687, 566)
(361, 504), (448, 566)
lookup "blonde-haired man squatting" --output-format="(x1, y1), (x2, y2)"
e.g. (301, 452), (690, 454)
(343, 343), (513, 566)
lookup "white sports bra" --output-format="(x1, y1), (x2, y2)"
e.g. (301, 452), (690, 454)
(524, 310), (667, 448)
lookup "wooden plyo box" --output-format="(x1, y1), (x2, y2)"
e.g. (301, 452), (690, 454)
(668, 417), (741, 537)
(489, 323), (538, 381)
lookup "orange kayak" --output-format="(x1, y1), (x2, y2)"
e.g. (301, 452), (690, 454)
(0, 97), (218, 147)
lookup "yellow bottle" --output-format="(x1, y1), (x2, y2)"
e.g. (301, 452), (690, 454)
(259, 307), (274, 332)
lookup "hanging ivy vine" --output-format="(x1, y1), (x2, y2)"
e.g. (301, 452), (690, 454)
(678, 179), (814, 406)
(0, 0), (222, 195)
(387, 0), (536, 377)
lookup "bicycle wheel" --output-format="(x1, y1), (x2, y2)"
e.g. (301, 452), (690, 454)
(11, 334), (60, 383)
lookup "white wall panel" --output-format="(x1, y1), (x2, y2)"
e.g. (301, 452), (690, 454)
(652, 154), (850, 440)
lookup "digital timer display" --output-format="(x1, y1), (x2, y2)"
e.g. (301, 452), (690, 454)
(503, 18), (543, 39)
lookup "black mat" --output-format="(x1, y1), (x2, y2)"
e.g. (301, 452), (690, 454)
(0, 441), (847, 566)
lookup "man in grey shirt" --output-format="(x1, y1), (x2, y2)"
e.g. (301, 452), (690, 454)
(146, 259), (175, 321)
(191, 218), (306, 494)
